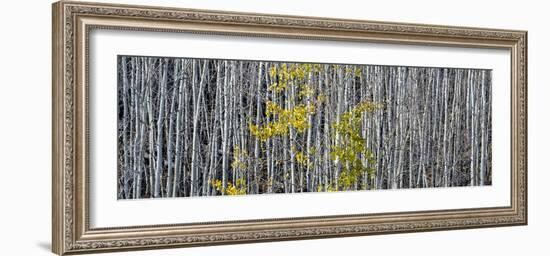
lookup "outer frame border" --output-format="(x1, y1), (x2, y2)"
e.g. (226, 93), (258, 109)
(52, 1), (527, 255)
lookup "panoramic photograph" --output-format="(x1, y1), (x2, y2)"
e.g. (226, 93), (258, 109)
(117, 55), (492, 199)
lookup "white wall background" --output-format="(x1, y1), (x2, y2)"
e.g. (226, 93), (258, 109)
(0, 0), (547, 255)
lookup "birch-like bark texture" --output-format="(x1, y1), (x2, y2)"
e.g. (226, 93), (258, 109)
(117, 56), (492, 199)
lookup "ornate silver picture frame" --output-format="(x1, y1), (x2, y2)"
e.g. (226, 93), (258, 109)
(52, 1), (527, 255)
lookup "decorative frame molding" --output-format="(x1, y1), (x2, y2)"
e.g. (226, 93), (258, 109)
(52, 1), (527, 255)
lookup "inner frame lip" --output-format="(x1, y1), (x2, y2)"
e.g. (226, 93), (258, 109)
(84, 28), (513, 230)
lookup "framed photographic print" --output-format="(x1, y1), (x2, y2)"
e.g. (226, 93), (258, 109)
(52, 1), (527, 255)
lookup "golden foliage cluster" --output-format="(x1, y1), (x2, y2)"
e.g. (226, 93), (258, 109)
(212, 178), (248, 196)
(330, 101), (381, 190)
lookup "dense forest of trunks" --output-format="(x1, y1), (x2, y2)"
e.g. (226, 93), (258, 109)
(117, 56), (492, 199)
